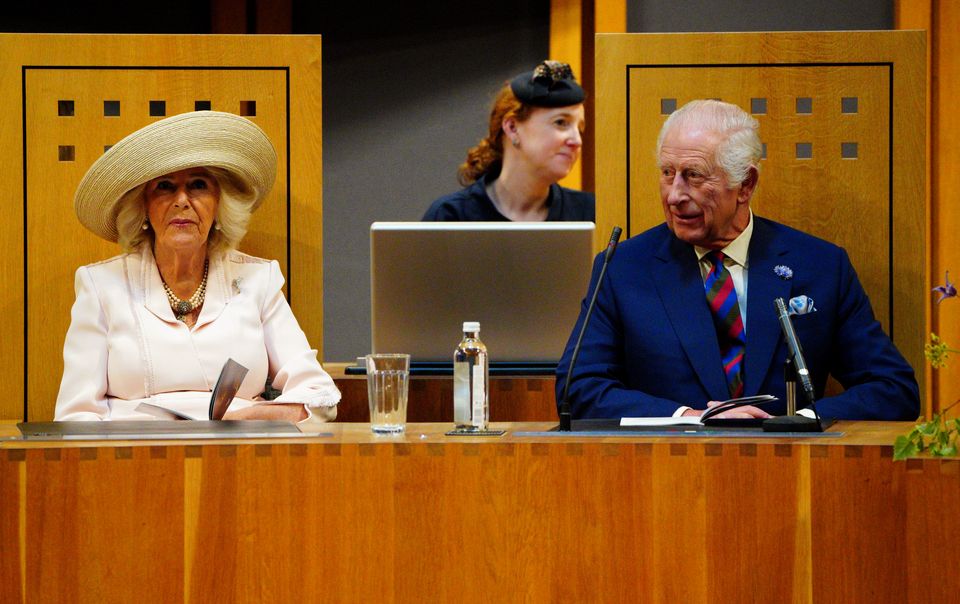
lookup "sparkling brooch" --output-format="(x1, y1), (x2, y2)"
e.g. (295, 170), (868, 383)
(773, 265), (793, 280)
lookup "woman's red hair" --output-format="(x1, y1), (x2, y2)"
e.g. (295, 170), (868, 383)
(457, 84), (534, 186)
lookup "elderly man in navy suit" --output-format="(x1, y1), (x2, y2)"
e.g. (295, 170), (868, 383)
(557, 99), (919, 420)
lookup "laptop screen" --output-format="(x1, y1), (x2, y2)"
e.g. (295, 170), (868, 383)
(370, 222), (595, 363)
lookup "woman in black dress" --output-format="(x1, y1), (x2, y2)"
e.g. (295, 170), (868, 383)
(423, 60), (594, 222)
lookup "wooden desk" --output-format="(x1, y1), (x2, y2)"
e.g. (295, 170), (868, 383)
(1, 422), (955, 603)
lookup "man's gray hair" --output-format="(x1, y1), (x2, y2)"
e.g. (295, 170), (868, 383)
(116, 167), (253, 255)
(656, 99), (762, 188)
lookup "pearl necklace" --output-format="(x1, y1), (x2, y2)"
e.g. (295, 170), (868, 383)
(162, 260), (209, 322)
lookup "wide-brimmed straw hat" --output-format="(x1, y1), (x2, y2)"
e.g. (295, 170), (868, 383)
(74, 111), (277, 242)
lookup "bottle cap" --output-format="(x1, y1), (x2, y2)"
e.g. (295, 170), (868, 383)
(462, 321), (480, 332)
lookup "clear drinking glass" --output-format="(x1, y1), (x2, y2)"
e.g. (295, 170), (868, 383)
(365, 353), (410, 433)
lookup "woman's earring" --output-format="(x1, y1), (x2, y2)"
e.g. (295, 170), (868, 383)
(511, 136), (520, 148)
(214, 221), (222, 231)
(142, 222), (150, 231)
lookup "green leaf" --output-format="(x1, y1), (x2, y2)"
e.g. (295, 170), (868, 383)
(894, 435), (919, 460)
(919, 421), (938, 436)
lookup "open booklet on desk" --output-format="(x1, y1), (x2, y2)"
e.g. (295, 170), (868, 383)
(135, 358), (249, 421)
(620, 395), (778, 427)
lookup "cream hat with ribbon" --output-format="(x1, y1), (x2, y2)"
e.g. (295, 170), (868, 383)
(74, 111), (277, 242)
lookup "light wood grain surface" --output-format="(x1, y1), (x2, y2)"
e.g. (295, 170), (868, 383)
(0, 421), (951, 603)
(0, 418), (920, 447)
(898, 1), (960, 417)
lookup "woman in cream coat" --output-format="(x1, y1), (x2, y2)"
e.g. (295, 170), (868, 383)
(56, 111), (340, 422)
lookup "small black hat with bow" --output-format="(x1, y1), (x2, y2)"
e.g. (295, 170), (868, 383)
(510, 60), (585, 107)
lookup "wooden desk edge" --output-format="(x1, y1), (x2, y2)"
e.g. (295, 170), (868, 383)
(0, 420), (914, 449)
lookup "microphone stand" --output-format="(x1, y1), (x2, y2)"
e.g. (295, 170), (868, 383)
(763, 298), (825, 432)
(784, 357), (796, 416)
(559, 226), (622, 431)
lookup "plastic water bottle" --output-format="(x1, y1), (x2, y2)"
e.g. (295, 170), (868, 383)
(454, 321), (488, 431)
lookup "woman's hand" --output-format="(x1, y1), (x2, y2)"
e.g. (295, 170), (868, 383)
(223, 403), (308, 422)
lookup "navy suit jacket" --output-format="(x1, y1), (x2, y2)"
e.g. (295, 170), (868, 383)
(556, 217), (920, 420)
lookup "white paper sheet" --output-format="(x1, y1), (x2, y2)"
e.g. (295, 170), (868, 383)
(619, 416), (703, 427)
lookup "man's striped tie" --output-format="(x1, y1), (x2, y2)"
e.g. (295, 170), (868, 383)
(704, 251), (745, 398)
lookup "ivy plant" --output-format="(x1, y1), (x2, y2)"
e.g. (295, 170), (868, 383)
(894, 400), (960, 460)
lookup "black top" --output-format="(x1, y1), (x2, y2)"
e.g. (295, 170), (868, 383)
(422, 172), (595, 222)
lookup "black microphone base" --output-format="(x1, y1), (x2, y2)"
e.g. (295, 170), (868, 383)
(762, 415), (822, 432)
(558, 410), (572, 432)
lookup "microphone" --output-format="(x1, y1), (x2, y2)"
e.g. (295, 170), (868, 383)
(773, 298), (815, 405)
(559, 226), (622, 431)
(764, 297), (824, 432)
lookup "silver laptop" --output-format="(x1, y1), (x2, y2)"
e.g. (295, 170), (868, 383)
(370, 222), (595, 363)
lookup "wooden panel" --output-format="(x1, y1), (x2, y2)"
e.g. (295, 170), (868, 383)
(594, 0), (627, 33)
(704, 444), (810, 601)
(933, 0), (960, 416)
(0, 34), (323, 421)
(904, 458), (960, 600)
(333, 376), (558, 422)
(810, 445), (907, 602)
(894, 0), (935, 419)
(1, 423), (958, 602)
(25, 447), (185, 602)
(627, 65), (891, 327)
(0, 452), (23, 602)
(595, 31), (927, 408)
(548, 0), (627, 195)
(896, 1), (960, 418)
(550, 0), (584, 191)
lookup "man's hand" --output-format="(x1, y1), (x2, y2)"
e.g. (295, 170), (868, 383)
(682, 402), (772, 419)
(223, 403), (308, 422)
(704, 400), (772, 419)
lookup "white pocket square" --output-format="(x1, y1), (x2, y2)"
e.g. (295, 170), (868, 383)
(788, 295), (816, 316)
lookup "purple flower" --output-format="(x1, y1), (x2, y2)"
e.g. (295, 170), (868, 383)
(773, 265), (793, 280)
(933, 271), (957, 304)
